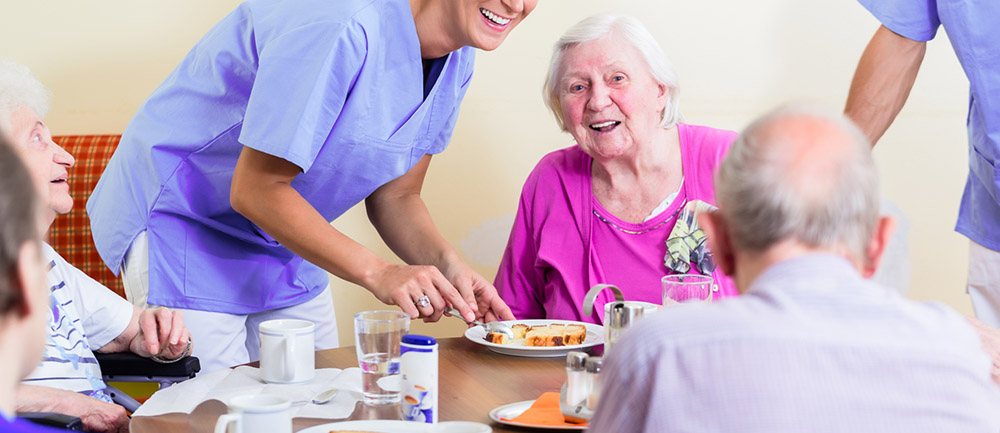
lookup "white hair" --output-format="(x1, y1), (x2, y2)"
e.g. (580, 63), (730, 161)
(716, 104), (880, 260)
(0, 59), (50, 132)
(543, 14), (681, 132)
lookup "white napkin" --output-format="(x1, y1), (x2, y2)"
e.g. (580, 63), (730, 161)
(133, 366), (364, 420)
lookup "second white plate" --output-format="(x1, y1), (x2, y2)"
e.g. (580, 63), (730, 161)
(488, 400), (588, 431)
(464, 319), (603, 357)
(299, 420), (491, 433)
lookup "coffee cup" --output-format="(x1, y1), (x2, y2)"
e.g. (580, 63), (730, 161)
(259, 319), (315, 383)
(214, 394), (291, 433)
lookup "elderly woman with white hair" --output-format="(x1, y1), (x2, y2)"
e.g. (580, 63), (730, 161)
(495, 14), (738, 323)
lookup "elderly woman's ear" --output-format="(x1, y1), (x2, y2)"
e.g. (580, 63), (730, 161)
(656, 84), (669, 112)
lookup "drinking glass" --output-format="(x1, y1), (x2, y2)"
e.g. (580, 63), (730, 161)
(662, 274), (714, 305)
(354, 310), (410, 405)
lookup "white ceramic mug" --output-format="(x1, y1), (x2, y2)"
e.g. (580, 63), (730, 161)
(259, 319), (315, 383)
(214, 394), (291, 433)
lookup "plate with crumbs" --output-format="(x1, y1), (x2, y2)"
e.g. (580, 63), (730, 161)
(465, 319), (603, 357)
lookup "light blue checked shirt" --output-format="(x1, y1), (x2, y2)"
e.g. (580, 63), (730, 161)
(590, 254), (1000, 433)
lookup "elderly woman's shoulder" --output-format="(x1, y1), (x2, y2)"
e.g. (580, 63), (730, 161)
(520, 146), (590, 188)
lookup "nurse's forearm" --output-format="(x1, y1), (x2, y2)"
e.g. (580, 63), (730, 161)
(845, 25), (926, 147)
(366, 155), (459, 270)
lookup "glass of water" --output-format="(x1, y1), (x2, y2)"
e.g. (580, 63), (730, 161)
(354, 310), (410, 405)
(662, 274), (714, 305)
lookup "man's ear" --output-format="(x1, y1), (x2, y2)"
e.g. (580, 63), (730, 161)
(861, 215), (896, 278)
(698, 211), (735, 277)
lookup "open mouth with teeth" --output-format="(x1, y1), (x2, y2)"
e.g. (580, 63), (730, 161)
(480, 8), (512, 28)
(589, 120), (621, 132)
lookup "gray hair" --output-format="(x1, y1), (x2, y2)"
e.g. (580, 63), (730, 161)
(543, 14), (681, 132)
(716, 104), (880, 260)
(0, 59), (50, 132)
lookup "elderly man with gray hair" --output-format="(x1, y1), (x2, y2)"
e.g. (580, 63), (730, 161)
(588, 105), (1000, 432)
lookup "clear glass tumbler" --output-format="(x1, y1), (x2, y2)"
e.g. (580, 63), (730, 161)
(354, 310), (410, 405)
(661, 274), (714, 305)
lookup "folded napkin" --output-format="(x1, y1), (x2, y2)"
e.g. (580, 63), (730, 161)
(502, 392), (588, 427)
(133, 366), (363, 420)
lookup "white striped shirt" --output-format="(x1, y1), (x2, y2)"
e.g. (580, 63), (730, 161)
(21, 243), (132, 402)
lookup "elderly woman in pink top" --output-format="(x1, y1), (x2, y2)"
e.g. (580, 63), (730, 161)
(495, 15), (738, 324)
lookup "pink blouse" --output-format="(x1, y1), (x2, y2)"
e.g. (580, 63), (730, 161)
(495, 123), (738, 324)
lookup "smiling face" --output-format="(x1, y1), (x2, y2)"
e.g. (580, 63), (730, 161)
(449, 0), (537, 51)
(557, 34), (669, 161)
(8, 105), (74, 226)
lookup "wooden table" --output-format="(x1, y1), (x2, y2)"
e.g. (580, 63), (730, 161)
(131, 337), (574, 432)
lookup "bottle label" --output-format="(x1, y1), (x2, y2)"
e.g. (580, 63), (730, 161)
(400, 341), (438, 423)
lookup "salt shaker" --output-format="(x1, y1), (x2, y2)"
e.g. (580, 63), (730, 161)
(560, 351), (593, 424)
(585, 357), (604, 411)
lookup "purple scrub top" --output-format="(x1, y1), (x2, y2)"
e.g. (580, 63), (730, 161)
(87, 0), (475, 313)
(859, 0), (1000, 251)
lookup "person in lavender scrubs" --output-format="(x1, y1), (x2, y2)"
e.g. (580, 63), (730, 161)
(845, 1), (1000, 329)
(87, 0), (536, 373)
(495, 15), (738, 324)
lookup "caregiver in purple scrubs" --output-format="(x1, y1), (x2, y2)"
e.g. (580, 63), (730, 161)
(87, 0), (536, 372)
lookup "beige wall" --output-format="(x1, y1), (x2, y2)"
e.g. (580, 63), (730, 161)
(3, 0), (974, 345)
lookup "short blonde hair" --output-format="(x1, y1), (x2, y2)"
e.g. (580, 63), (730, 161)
(543, 14), (681, 132)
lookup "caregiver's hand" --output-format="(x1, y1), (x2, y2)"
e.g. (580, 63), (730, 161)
(367, 262), (477, 323)
(441, 260), (514, 323)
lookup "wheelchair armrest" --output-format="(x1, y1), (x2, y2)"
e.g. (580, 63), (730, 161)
(19, 412), (84, 431)
(96, 352), (200, 378)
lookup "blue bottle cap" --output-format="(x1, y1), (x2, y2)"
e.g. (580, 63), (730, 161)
(402, 334), (437, 346)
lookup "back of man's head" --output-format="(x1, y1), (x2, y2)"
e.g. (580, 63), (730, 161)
(0, 131), (42, 317)
(716, 104), (879, 261)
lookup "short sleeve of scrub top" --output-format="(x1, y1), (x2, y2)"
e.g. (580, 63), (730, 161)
(858, 0), (940, 42)
(240, 22), (367, 172)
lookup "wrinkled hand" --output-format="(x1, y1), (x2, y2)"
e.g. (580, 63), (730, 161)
(74, 395), (130, 433)
(130, 307), (191, 360)
(17, 385), (129, 433)
(966, 316), (1000, 387)
(441, 261), (514, 323)
(367, 263), (477, 322)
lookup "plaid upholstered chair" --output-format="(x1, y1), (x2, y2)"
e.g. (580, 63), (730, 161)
(49, 135), (126, 298)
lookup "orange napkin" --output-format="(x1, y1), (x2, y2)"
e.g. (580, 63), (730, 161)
(502, 392), (589, 427)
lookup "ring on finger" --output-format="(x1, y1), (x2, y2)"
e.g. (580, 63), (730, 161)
(415, 295), (431, 308)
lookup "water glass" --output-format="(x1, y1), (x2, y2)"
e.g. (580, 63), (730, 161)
(662, 274), (714, 305)
(354, 310), (410, 405)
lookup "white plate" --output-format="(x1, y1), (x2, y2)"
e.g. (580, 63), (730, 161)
(464, 319), (603, 357)
(298, 420), (490, 433)
(488, 400), (587, 431)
